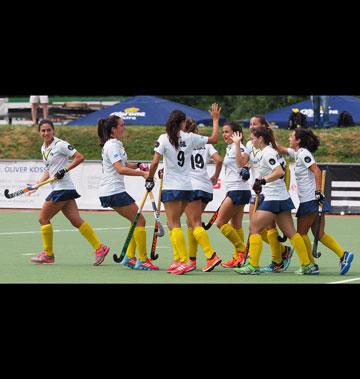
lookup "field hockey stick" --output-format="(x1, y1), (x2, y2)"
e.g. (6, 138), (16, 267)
(4, 177), (58, 199)
(201, 197), (226, 230)
(312, 170), (327, 258)
(113, 191), (149, 263)
(148, 191), (165, 237)
(243, 192), (260, 265)
(150, 175), (163, 260)
(278, 158), (290, 242)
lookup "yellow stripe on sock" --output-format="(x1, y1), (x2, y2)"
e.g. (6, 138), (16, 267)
(41, 224), (53, 256)
(290, 233), (310, 266)
(193, 226), (215, 259)
(302, 234), (315, 263)
(172, 228), (189, 263)
(249, 234), (262, 268)
(220, 224), (246, 257)
(320, 234), (344, 258)
(187, 227), (198, 259)
(79, 221), (101, 250)
(267, 228), (282, 264)
(134, 226), (147, 262)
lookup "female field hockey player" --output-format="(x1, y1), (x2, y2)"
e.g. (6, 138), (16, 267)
(235, 125), (317, 275)
(276, 128), (354, 275)
(214, 121), (251, 269)
(30, 119), (110, 265)
(183, 117), (223, 272)
(97, 115), (159, 271)
(246, 115), (293, 273)
(145, 104), (220, 275)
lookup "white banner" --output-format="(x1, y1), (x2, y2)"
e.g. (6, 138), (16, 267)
(0, 160), (300, 212)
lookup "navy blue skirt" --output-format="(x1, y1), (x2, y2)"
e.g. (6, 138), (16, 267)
(257, 198), (295, 214)
(226, 190), (251, 206)
(296, 199), (331, 217)
(99, 192), (135, 208)
(46, 190), (81, 203)
(191, 190), (213, 204)
(250, 193), (265, 205)
(161, 190), (193, 203)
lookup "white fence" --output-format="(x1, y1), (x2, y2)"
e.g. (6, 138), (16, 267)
(0, 160), (300, 212)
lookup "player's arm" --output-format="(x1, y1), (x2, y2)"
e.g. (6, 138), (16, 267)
(148, 152), (161, 179)
(263, 165), (285, 183)
(276, 143), (289, 156)
(210, 152), (223, 185)
(113, 161), (148, 178)
(207, 103), (221, 144)
(308, 162), (322, 191)
(66, 151), (85, 171)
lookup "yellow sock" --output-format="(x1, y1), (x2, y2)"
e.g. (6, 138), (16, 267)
(260, 229), (269, 244)
(79, 221), (101, 250)
(320, 234), (344, 259)
(41, 224), (53, 256)
(193, 226), (215, 259)
(187, 227), (198, 259)
(267, 228), (282, 264)
(172, 228), (189, 263)
(290, 233), (310, 266)
(220, 224), (246, 258)
(236, 228), (245, 243)
(125, 235), (136, 259)
(169, 230), (180, 261)
(249, 234), (262, 268)
(134, 226), (147, 262)
(302, 234), (315, 263)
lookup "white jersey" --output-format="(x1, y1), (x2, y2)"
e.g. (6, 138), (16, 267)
(258, 145), (289, 201)
(190, 144), (218, 193)
(223, 143), (251, 191)
(246, 140), (262, 185)
(41, 136), (77, 191)
(99, 139), (128, 197)
(288, 147), (316, 203)
(154, 131), (208, 191)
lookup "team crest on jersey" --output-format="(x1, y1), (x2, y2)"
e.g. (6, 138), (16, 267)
(269, 158), (276, 165)
(154, 141), (160, 148)
(68, 145), (74, 150)
(180, 141), (187, 147)
(304, 156), (311, 163)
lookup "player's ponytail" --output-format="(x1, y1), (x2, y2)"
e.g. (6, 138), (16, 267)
(166, 110), (186, 150)
(294, 128), (320, 153)
(97, 116), (121, 147)
(250, 125), (277, 149)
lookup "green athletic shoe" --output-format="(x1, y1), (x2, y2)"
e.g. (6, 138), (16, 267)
(294, 263), (319, 275)
(259, 261), (284, 273)
(234, 263), (260, 275)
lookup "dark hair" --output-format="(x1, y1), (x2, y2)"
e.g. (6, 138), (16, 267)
(38, 119), (54, 131)
(184, 117), (198, 134)
(251, 115), (272, 129)
(294, 128), (320, 153)
(166, 110), (186, 150)
(97, 115), (121, 147)
(250, 125), (277, 149)
(223, 121), (243, 142)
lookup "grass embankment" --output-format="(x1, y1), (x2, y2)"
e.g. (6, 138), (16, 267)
(0, 125), (360, 162)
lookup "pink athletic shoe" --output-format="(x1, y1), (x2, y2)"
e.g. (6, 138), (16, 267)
(166, 260), (180, 273)
(94, 244), (110, 266)
(171, 261), (196, 275)
(31, 251), (55, 264)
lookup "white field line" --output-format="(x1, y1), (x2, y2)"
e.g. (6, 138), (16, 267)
(0, 219), (250, 236)
(328, 277), (360, 284)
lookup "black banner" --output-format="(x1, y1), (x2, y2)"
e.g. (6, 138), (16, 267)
(319, 164), (360, 214)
